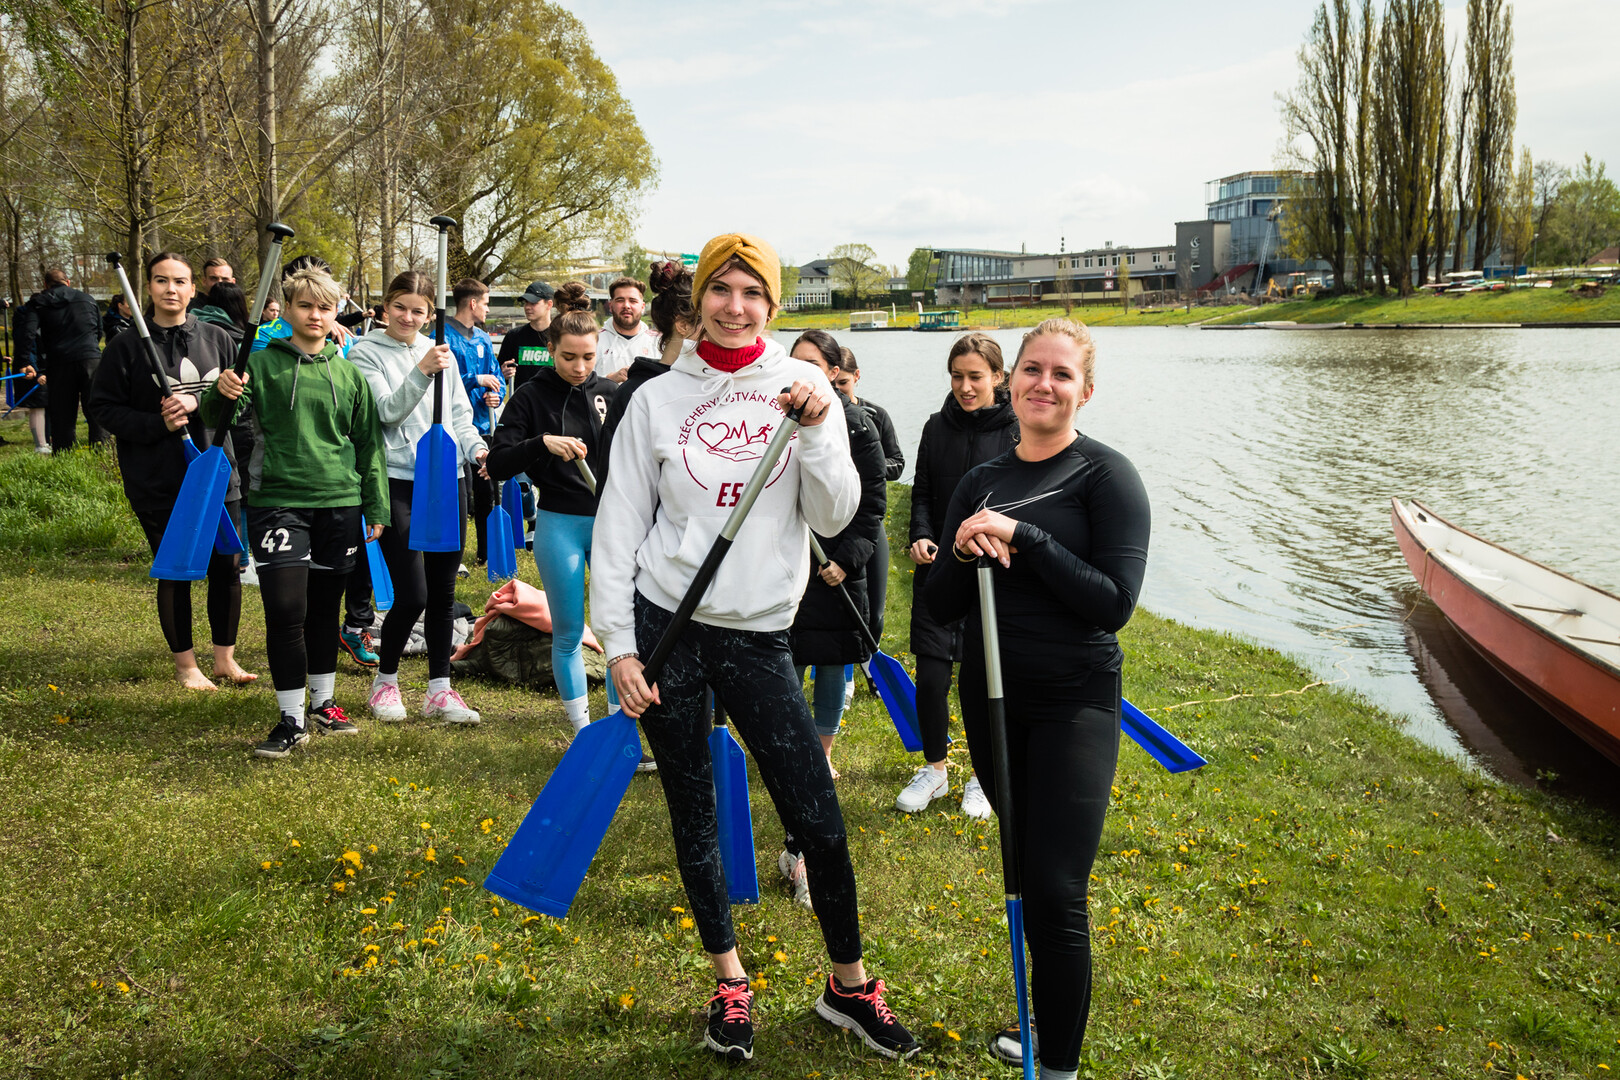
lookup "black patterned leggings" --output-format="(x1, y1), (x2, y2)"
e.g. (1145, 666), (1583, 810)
(633, 591), (863, 964)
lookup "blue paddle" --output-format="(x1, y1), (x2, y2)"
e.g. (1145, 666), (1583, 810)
(485, 412), (517, 582)
(485, 391), (809, 919)
(501, 477), (525, 553)
(708, 697), (760, 904)
(410, 216), (461, 553)
(977, 556), (1035, 1080)
(1121, 699), (1206, 773)
(808, 534), (923, 752)
(362, 515), (393, 611)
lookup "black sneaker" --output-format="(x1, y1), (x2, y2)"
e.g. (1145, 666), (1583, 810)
(254, 716), (310, 759)
(311, 700), (359, 736)
(636, 752), (658, 773)
(815, 975), (920, 1059)
(989, 1019), (1038, 1066)
(703, 978), (754, 1062)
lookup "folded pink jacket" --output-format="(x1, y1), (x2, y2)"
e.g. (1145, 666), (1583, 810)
(451, 578), (603, 661)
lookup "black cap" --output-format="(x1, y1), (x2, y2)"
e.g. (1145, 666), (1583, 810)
(520, 281), (555, 303)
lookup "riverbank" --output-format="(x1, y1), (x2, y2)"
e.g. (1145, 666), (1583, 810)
(776, 286), (1620, 333)
(1201, 286), (1620, 327)
(776, 303), (1251, 332)
(1, 446), (1617, 1078)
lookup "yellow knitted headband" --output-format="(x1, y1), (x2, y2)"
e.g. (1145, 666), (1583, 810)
(692, 233), (781, 310)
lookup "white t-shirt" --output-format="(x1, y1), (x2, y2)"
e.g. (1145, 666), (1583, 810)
(595, 323), (662, 380)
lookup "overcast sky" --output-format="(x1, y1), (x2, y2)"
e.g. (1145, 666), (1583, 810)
(566, 0), (1620, 269)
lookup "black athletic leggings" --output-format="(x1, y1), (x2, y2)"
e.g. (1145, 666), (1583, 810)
(259, 565), (348, 692)
(959, 662), (1120, 1075)
(916, 653), (955, 763)
(377, 477), (467, 678)
(136, 504), (242, 655)
(633, 592), (863, 964)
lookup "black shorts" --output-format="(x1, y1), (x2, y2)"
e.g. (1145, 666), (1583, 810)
(245, 505), (361, 573)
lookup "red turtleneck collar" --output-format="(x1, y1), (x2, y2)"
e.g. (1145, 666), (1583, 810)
(696, 338), (765, 373)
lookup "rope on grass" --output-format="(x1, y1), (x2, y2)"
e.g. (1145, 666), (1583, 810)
(1158, 620), (1367, 713)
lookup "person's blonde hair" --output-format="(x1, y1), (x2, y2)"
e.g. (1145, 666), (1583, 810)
(283, 266), (342, 310)
(1016, 317), (1096, 390)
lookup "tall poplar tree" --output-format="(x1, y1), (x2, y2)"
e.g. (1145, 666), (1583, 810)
(1465, 0), (1516, 271)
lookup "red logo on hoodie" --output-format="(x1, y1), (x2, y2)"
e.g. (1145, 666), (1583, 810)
(677, 390), (793, 491)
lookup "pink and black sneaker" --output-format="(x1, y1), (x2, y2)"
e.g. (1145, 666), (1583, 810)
(704, 977), (754, 1062)
(815, 975), (920, 1059)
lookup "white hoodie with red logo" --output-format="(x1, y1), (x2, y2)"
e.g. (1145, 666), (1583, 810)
(590, 337), (858, 659)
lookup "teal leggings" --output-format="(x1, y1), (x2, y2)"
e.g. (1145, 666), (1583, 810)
(533, 507), (615, 706)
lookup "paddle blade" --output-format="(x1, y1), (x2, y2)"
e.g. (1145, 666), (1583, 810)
(709, 724), (760, 905)
(483, 712), (643, 918)
(364, 526), (393, 611)
(1005, 896), (1035, 1080)
(1121, 699), (1207, 773)
(409, 425), (461, 552)
(151, 447), (232, 581)
(863, 653), (923, 753)
(501, 478), (525, 550)
(486, 506), (517, 581)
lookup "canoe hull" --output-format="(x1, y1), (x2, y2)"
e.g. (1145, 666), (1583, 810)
(1392, 499), (1620, 767)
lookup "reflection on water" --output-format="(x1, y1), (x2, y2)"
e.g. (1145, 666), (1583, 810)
(778, 324), (1620, 798)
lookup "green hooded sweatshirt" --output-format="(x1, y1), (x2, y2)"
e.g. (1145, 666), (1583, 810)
(201, 337), (389, 525)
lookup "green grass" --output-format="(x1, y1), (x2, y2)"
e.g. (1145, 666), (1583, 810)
(1202, 286), (1620, 326)
(2, 429), (1619, 1078)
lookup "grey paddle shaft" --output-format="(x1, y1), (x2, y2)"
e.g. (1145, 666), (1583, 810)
(808, 533), (881, 655)
(978, 558), (1021, 899)
(575, 457), (596, 494)
(429, 216), (456, 425)
(639, 394), (806, 683)
(212, 221), (294, 447)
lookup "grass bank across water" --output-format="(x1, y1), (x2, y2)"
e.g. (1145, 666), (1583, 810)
(1, 442), (1618, 1078)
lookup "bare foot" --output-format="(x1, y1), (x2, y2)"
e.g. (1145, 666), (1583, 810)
(216, 663), (259, 686)
(176, 666), (218, 691)
(826, 756), (840, 780)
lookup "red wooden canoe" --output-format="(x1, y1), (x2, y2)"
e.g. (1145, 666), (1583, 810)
(1392, 498), (1620, 766)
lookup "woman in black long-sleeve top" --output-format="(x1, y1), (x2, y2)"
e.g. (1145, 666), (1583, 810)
(787, 333), (888, 776)
(927, 318), (1150, 1078)
(895, 332), (1018, 819)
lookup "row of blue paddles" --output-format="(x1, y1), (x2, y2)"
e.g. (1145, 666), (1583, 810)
(484, 691), (1202, 917)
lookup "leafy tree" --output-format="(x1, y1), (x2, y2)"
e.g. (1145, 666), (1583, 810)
(1463, 0), (1515, 271)
(1500, 147), (1534, 268)
(407, 0), (658, 285)
(1371, 0), (1447, 295)
(905, 247), (937, 292)
(779, 261), (800, 307)
(1545, 154), (1620, 264)
(826, 242), (885, 308)
(620, 242), (649, 286)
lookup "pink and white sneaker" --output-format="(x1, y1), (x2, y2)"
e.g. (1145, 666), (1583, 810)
(368, 681), (406, 722)
(424, 687), (481, 726)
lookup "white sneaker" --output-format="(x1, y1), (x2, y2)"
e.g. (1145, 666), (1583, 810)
(424, 687), (481, 725)
(843, 678), (855, 710)
(961, 774), (994, 820)
(894, 766), (949, 813)
(777, 850), (813, 910)
(368, 681), (406, 721)
(34, 445), (52, 455)
(240, 560), (260, 587)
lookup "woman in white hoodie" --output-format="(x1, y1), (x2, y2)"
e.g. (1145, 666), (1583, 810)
(592, 234), (919, 1065)
(348, 271), (487, 724)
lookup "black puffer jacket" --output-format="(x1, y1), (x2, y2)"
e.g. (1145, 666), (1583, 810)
(484, 366), (616, 517)
(790, 390), (888, 666)
(15, 284), (103, 367)
(906, 388), (1020, 661)
(88, 315), (240, 513)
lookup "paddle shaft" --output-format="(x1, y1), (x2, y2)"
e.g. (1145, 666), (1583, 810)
(3, 379), (39, 416)
(808, 533), (882, 656)
(575, 457), (596, 494)
(978, 557), (1035, 1080)
(432, 221), (450, 426)
(210, 223), (293, 448)
(638, 397), (806, 686)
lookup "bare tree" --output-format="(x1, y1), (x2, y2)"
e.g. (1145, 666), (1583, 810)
(1465, 0), (1515, 271)
(1372, 0), (1447, 295)
(1278, 0), (1359, 292)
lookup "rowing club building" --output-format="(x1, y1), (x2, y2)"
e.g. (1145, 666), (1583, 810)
(931, 244), (1181, 307)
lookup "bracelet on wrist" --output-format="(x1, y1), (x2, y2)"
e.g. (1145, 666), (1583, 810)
(607, 652), (638, 669)
(953, 544), (977, 562)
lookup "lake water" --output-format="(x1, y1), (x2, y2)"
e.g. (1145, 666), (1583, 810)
(774, 324), (1620, 804)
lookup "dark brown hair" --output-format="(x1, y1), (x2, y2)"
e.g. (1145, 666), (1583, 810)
(550, 310), (599, 349)
(837, 346), (859, 374)
(608, 275), (646, 300)
(452, 277), (488, 309)
(144, 251), (191, 280)
(552, 280), (592, 314)
(946, 331), (1005, 385)
(791, 329), (841, 373)
(383, 270), (436, 309)
(648, 261), (694, 340)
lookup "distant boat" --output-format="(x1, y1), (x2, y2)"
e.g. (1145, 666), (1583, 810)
(1392, 498), (1620, 766)
(849, 311), (891, 331)
(915, 309), (963, 332)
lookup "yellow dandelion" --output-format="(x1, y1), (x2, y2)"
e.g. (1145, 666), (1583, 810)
(670, 905), (685, 913)
(480, 818), (494, 834)
(90, 980), (101, 989)
(766, 935), (777, 943)
(342, 851), (364, 868)
(363, 944), (380, 954)
(289, 839), (301, 848)
(116, 982), (130, 994)
(424, 846), (437, 863)
(261, 861), (273, 870)
(947, 1030), (961, 1041)
(420, 821), (432, 830)
(368, 844), (378, 853)
(361, 907), (377, 915)
(773, 950), (787, 963)
(333, 881), (347, 892)
(475, 953), (489, 962)
(679, 917), (694, 929)
(491, 905), (501, 917)
(619, 993), (635, 1008)
(931, 1021), (944, 1029)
